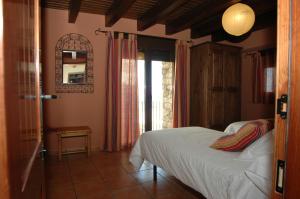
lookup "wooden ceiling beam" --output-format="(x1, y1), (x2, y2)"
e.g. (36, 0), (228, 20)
(165, 0), (242, 35)
(105, 0), (136, 27)
(191, 0), (277, 39)
(68, 0), (82, 23)
(137, 0), (189, 31)
(191, 17), (221, 39)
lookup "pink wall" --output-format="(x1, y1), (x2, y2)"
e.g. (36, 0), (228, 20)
(42, 8), (190, 155)
(192, 27), (277, 121)
(43, 8), (275, 155)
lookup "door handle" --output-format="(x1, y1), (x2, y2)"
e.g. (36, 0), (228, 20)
(41, 94), (58, 100)
(40, 149), (47, 160)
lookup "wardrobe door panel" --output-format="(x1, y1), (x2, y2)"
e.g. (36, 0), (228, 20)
(224, 51), (240, 88)
(224, 90), (240, 126)
(210, 91), (225, 130)
(190, 44), (209, 126)
(224, 50), (241, 126)
(209, 47), (225, 129)
(211, 47), (224, 89)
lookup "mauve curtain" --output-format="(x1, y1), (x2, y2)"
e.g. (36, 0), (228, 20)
(104, 32), (139, 151)
(252, 52), (264, 103)
(120, 34), (139, 149)
(173, 40), (188, 128)
(252, 48), (276, 104)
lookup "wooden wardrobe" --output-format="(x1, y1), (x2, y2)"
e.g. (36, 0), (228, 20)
(190, 42), (241, 130)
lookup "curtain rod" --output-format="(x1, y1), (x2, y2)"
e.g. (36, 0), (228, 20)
(94, 28), (192, 43)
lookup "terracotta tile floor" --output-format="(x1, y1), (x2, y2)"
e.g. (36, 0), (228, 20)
(45, 151), (205, 199)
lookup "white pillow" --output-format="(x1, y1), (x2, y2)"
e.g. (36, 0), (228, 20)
(244, 154), (273, 196)
(239, 129), (274, 160)
(224, 120), (253, 135)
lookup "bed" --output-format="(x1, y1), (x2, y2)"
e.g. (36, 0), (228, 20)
(129, 126), (273, 199)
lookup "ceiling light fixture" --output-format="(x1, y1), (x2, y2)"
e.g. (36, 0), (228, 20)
(222, 3), (255, 36)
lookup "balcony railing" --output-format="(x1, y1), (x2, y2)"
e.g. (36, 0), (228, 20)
(139, 101), (163, 134)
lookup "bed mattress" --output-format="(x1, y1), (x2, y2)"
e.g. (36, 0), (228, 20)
(130, 127), (267, 199)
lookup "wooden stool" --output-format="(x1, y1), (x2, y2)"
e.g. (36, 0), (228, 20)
(54, 126), (91, 160)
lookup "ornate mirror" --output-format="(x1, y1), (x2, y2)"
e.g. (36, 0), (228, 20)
(55, 33), (94, 93)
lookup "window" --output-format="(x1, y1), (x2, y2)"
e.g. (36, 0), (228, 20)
(264, 67), (275, 93)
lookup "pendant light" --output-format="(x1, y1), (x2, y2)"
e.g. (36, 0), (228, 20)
(222, 3), (255, 36)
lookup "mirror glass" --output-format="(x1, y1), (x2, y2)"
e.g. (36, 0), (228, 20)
(62, 50), (87, 84)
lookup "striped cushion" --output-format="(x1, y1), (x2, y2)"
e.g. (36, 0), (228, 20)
(210, 119), (273, 151)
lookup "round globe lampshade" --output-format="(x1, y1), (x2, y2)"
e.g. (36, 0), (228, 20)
(222, 3), (255, 36)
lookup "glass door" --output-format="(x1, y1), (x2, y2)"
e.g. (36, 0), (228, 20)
(138, 53), (174, 133)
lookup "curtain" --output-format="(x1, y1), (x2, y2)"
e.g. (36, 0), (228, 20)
(252, 48), (276, 104)
(173, 40), (188, 128)
(104, 32), (139, 151)
(252, 52), (264, 103)
(120, 34), (139, 149)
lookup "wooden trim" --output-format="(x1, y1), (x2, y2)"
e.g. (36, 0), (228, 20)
(144, 51), (152, 132)
(105, 0), (136, 27)
(68, 0), (82, 23)
(0, 0), (10, 197)
(271, 0), (290, 198)
(190, 41), (242, 50)
(35, 0), (41, 143)
(284, 0), (300, 197)
(137, 0), (189, 31)
(241, 44), (276, 53)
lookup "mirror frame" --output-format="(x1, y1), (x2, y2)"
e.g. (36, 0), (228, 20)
(55, 33), (94, 93)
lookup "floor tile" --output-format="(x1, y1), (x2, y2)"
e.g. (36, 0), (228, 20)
(46, 169), (72, 186)
(74, 179), (113, 199)
(103, 173), (139, 191)
(70, 167), (103, 183)
(92, 158), (122, 169)
(111, 185), (151, 199)
(46, 156), (68, 168)
(46, 151), (206, 199)
(98, 166), (128, 180)
(46, 184), (76, 199)
(142, 178), (177, 198)
(68, 156), (92, 167)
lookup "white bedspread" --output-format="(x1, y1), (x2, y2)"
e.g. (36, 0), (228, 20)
(130, 127), (268, 199)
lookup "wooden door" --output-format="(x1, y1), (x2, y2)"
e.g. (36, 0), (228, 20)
(271, 0), (289, 198)
(281, 0), (300, 197)
(271, 0), (300, 198)
(209, 45), (225, 130)
(0, 0), (44, 198)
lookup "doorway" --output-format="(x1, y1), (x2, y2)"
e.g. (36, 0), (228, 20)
(138, 53), (174, 133)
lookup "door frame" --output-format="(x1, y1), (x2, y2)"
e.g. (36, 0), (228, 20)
(272, 0), (300, 198)
(283, 0), (300, 197)
(0, 0), (10, 197)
